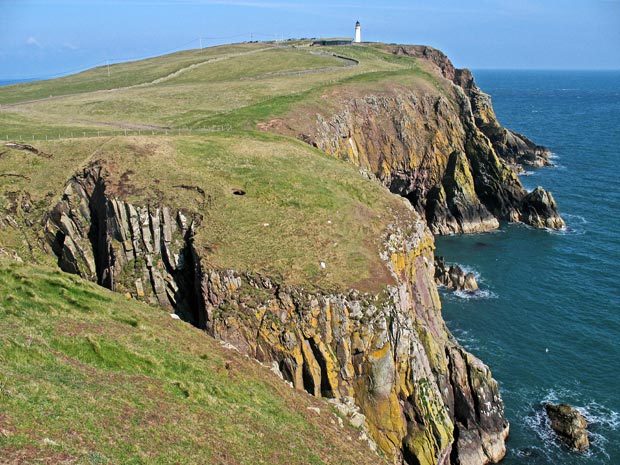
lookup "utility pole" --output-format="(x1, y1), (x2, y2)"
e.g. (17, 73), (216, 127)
(199, 36), (202, 49)
(107, 59), (110, 78)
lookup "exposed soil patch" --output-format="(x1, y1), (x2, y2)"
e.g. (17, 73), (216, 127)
(4, 142), (53, 159)
(173, 184), (206, 198)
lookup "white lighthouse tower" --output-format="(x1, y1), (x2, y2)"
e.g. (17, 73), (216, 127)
(354, 21), (361, 43)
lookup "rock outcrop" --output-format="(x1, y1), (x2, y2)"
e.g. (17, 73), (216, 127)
(544, 403), (589, 451)
(391, 46), (552, 168)
(521, 187), (565, 230)
(44, 163), (204, 325)
(434, 256), (478, 293)
(45, 164), (509, 465)
(286, 45), (563, 234)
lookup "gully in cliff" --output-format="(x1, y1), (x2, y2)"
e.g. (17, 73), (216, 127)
(12, 41), (567, 465)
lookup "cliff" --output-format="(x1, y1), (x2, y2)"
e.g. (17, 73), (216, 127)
(278, 45), (564, 234)
(39, 157), (506, 465)
(0, 41), (564, 465)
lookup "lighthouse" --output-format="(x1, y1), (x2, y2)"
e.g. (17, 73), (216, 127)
(354, 21), (361, 43)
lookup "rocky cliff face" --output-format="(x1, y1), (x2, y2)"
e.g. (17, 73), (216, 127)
(288, 46), (563, 234)
(44, 163), (204, 325)
(45, 164), (508, 465)
(392, 46), (553, 169)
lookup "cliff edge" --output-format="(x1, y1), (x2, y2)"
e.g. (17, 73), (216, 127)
(276, 44), (564, 234)
(0, 41), (564, 465)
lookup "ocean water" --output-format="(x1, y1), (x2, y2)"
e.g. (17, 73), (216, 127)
(437, 70), (620, 464)
(0, 79), (33, 86)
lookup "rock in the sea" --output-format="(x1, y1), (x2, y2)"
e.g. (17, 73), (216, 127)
(521, 187), (566, 229)
(434, 256), (478, 292)
(544, 403), (589, 451)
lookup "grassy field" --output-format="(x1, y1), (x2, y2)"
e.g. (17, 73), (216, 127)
(0, 43), (435, 139)
(0, 42), (438, 291)
(0, 132), (416, 292)
(0, 262), (386, 465)
(0, 43), (268, 105)
(0, 40), (443, 465)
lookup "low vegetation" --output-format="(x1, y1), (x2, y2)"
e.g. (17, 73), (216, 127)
(0, 41), (441, 464)
(0, 263), (386, 465)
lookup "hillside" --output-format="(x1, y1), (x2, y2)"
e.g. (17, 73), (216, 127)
(0, 41), (563, 465)
(0, 262), (384, 465)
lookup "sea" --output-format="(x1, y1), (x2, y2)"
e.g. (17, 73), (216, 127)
(437, 70), (620, 464)
(0, 79), (34, 86)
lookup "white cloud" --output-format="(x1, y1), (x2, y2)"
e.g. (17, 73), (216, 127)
(26, 36), (41, 47)
(63, 42), (78, 50)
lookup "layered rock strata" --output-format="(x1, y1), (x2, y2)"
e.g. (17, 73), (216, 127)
(392, 46), (552, 168)
(46, 165), (509, 465)
(45, 163), (203, 325)
(289, 46), (563, 234)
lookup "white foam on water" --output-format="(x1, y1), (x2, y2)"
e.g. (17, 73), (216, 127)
(453, 262), (481, 280)
(576, 403), (620, 431)
(453, 288), (498, 300)
(520, 388), (619, 462)
(447, 327), (482, 352)
(546, 213), (588, 236)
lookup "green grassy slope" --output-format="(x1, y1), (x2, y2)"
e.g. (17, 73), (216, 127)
(0, 262), (385, 465)
(0, 42), (437, 292)
(0, 43), (268, 105)
(0, 42), (435, 139)
(0, 40), (445, 465)
(0, 132), (414, 292)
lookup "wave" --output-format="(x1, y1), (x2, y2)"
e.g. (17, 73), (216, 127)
(545, 213), (588, 236)
(452, 288), (498, 300)
(518, 388), (619, 462)
(446, 327), (482, 352)
(518, 170), (536, 176)
(452, 262), (481, 280)
(576, 403), (620, 431)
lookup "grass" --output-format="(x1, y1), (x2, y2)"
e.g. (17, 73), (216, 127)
(0, 132), (416, 292)
(0, 262), (386, 465)
(0, 42), (429, 138)
(0, 42), (438, 291)
(0, 43), (268, 105)
(0, 39), (451, 465)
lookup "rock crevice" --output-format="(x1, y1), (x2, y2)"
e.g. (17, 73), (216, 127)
(45, 163), (203, 325)
(46, 168), (509, 465)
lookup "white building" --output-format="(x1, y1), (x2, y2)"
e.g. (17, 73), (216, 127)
(354, 21), (361, 43)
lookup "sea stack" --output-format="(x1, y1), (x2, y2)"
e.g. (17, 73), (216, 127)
(545, 403), (590, 451)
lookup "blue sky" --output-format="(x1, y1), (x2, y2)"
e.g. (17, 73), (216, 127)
(1, 0), (619, 79)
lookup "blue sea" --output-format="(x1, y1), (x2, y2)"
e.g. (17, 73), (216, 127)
(0, 79), (33, 86)
(437, 70), (620, 464)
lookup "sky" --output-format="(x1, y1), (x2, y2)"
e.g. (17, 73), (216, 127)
(1, 0), (619, 80)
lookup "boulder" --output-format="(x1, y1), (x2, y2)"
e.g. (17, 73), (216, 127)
(521, 187), (565, 229)
(435, 256), (478, 292)
(544, 403), (589, 451)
